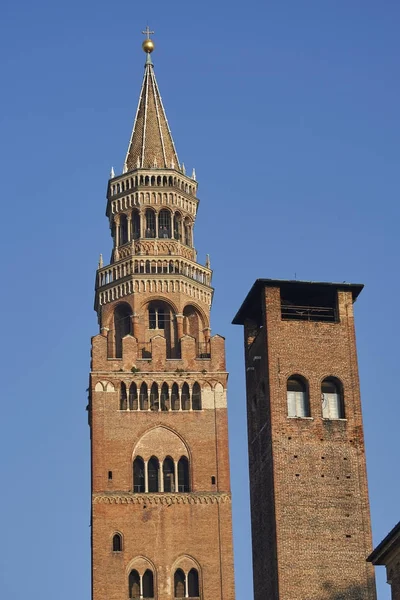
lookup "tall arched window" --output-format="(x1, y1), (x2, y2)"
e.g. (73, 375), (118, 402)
(158, 209), (171, 238)
(148, 457), (159, 492)
(171, 383), (180, 411)
(287, 376), (310, 418)
(181, 383), (190, 411)
(184, 218), (191, 246)
(163, 456), (175, 492)
(160, 382), (170, 411)
(120, 214), (128, 245)
(178, 456), (190, 492)
(131, 210), (140, 239)
(150, 382), (159, 411)
(133, 457), (145, 493)
(142, 570), (154, 598)
(192, 382), (202, 411)
(114, 303), (132, 358)
(174, 569), (185, 598)
(120, 382), (127, 410)
(129, 570), (140, 599)
(129, 383), (138, 411)
(174, 212), (182, 240)
(149, 303), (166, 329)
(112, 533), (122, 552)
(145, 209), (156, 238)
(322, 377), (344, 419)
(188, 568), (199, 597)
(140, 383), (148, 411)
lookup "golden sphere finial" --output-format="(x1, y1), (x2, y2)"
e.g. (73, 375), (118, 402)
(142, 38), (155, 54)
(142, 26), (155, 54)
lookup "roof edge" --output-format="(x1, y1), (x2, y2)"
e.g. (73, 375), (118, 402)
(367, 521), (400, 565)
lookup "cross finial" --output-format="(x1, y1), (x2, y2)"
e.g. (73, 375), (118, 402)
(142, 26), (155, 39)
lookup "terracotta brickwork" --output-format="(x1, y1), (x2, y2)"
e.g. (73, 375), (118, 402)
(89, 45), (235, 600)
(233, 280), (376, 600)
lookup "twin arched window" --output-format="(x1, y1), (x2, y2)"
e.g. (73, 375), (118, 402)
(287, 375), (344, 419)
(129, 569), (154, 599)
(133, 455), (190, 493)
(174, 568), (200, 598)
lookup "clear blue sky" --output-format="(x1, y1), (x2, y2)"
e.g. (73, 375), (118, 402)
(0, 1), (399, 598)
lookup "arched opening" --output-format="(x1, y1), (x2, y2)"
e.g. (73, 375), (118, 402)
(321, 377), (344, 419)
(192, 382), (202, 411)
(174, 212), (182, 240)
(160, 382), (170, 411)
(148, 456), (159, 492)
(142, 570), (154, 598)
(120, 382), (127, 410)
(158, 209), (172, 238)
(114, 303), (132, 358)
(183, 305), (202, 342)
(171, 383), (180, 411)
(140, 382), (148, 411)
(133, 456), (145, 492)
(287, 376), (310, 418)
(145, 208), (156, 238)
(129, 570), (140, 599)
(148, 301), (177, 359)
(150, 382), (159, 411)
(188, 568), (199, 597)
(129, 383), (138, 410)
(178, 456), (190, 492)
(112, 533), (122, 552)
(174, 569), (185, 598)
(163, 456), (175, 492)
(184, 218), (192, 246)
(181, 383), (190, 411)
(120, 214), (129, 245)
(132, 209), (140, 239)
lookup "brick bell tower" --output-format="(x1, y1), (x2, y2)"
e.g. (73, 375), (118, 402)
(233, 279), (376, 600)
(88, 31), (235, 600)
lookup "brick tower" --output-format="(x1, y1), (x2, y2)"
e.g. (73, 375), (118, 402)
(233, 279), (376, 600)
(88, 32), (235, 600)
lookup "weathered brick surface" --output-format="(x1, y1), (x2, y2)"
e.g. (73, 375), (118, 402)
(238, 283), (376, 600)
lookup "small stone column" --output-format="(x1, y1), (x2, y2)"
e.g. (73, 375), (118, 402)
(174, 461), (179, 493)
(127, 213), (132, 242)
(159, 460), (164, 493)
(144, 461), (149, 493)
(114, 215), (120, 248)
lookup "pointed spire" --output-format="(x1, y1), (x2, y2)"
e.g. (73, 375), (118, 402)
(206, 254), (210, 269)
(191, 168), (196, 181)
(182, 163), (186, 175)
(110, 166), (115, 179)
(125, 31), (179, 171)
(123, 163), (128, 174)
(98, 254), (103, 269)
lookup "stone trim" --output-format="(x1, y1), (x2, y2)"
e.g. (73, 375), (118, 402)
(93, 492), (231, 505)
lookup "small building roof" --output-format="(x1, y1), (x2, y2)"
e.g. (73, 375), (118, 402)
(232, 278), (364, 325)
(367, 521), (400, 565)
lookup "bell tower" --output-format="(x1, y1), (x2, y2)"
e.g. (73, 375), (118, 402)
(89, 32), (236, 600)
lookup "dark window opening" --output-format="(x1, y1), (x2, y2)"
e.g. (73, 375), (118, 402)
(142, 569), (154, 598)
(188, 569), (199, 597)
(129, 570), (140, 599)
(133, 456), (145, 493)
(145, 209), (156, 238)
(158, 209), (172, 238)
(174, 569), (185, 598)
(192, 382), (202, 410)
(181, 383), (190, 411)
(108, 471), (113, 480)
(280, 283), (338, 323)
(148, 456), (159, 492)
(163, 457), (175, 492)
(178, 456), (190, 492)
(211, 476), (216, 485)
(112, 533), (122, 552)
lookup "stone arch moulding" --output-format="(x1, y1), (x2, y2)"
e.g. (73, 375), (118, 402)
(94, 380), (115, 392)
(171, 553), (202, 573)
(104, 299), (134, 330)
(140, 295), (179, 316)
(132, 425), (191, 463)
(125, 555), (157, 577)
(182, 301), (209, 329)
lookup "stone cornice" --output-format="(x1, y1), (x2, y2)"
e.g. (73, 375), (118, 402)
(93, 492), (231, 505)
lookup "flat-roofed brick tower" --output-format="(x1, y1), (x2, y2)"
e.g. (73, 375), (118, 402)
(233, 279), (376, 600)
(88, 32), (235, 600)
